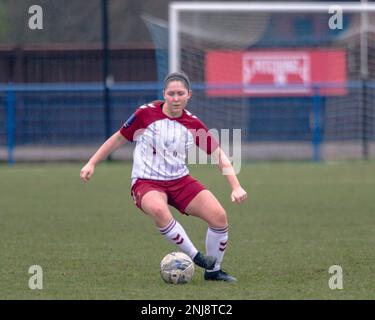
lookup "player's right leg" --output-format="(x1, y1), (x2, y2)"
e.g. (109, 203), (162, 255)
(140, 190), (172, 227)
(140, 190), (216, 270)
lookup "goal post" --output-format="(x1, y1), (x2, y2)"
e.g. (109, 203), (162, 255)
(169, 1), (375, 73)
(163, 1), (375, 161)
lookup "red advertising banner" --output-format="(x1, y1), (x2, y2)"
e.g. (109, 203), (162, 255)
(205, 50), (347, 96)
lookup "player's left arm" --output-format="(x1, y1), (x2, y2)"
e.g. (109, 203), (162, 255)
(211, 147), (247, 204)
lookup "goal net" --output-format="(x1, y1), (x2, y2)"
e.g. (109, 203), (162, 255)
(144, 2), (375, 160)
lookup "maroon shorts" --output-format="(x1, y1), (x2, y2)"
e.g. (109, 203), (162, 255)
(131, 175), (206, 214)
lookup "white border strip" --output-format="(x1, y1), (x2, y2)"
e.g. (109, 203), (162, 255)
(170, 2), (375, 13)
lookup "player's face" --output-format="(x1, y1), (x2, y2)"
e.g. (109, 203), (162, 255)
(163, 80), (192, 117)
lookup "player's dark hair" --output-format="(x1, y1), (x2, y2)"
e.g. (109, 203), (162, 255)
(164, 71), (191, 91)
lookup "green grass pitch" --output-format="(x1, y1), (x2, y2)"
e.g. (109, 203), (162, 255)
(1, 161), (374, 299)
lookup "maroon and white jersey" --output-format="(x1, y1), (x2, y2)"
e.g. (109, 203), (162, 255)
(120, 100), (219, 185)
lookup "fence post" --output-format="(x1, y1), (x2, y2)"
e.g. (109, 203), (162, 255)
(312, 86), (322, 162)
(101, 0), (112, 161)
(361, 79), (368, 160)
(6, 84), (15, 166)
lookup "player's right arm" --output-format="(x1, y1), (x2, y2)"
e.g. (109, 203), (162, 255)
(80, 105), (146, 182)
(80, 130), (127, 182)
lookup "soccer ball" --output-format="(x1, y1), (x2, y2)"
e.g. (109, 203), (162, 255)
(160, 252), (195, 284)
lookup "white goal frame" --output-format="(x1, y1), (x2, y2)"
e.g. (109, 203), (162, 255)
(169, 1), (375, 75)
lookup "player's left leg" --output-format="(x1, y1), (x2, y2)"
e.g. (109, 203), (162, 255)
(184, 190), (236, 282)
(184, 190), (227, 227)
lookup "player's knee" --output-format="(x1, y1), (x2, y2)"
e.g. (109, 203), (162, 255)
(211, 207), (228, 227)
(148, 204), (168, 220)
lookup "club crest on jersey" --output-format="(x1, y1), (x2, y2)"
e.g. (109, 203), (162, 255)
(124, 113), (136, 128)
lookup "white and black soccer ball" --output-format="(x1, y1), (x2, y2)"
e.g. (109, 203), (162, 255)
(160, 252), (195, 284)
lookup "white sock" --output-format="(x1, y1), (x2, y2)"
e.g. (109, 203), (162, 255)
(159, 219), (198, 259)
(205, 225), (229, 272)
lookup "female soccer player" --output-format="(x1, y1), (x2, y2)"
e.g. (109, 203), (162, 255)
(80, 72), (247, 282)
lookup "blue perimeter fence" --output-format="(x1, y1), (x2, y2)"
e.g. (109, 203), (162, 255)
(0, 82), (373, 164)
